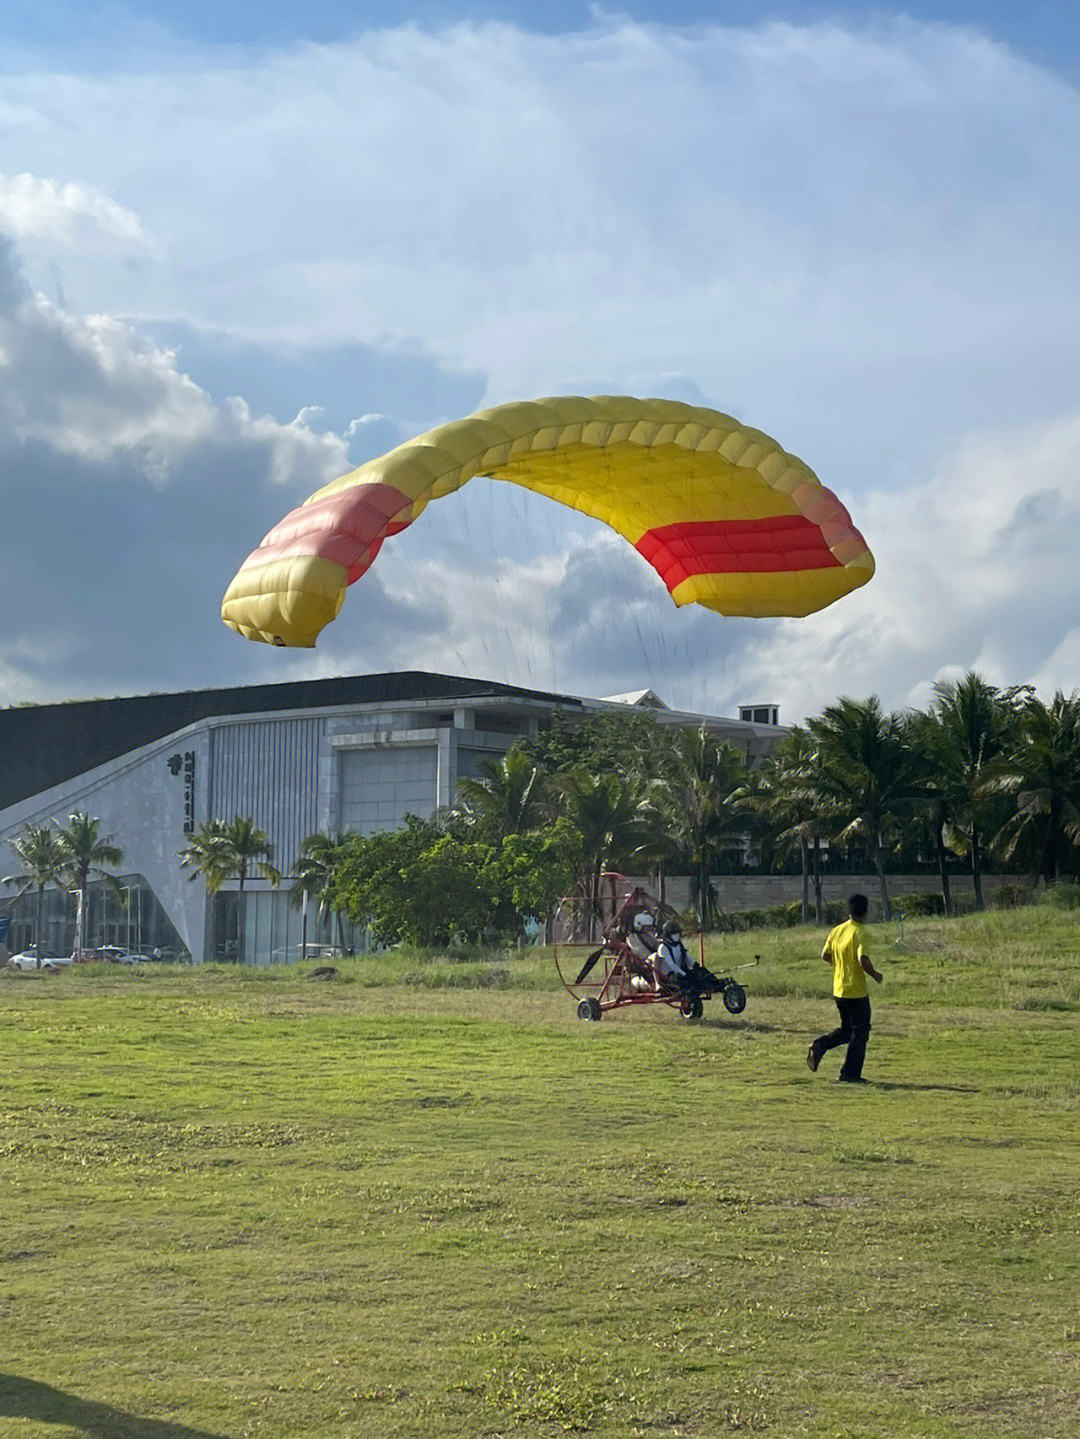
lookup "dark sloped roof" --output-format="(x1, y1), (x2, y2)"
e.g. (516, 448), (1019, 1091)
(0, 671), (580, 812)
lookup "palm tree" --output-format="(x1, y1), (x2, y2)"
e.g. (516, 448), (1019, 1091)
(648, 726), (748, 930)
(550, 769), (648, 934)
(179, 820), (231, 889)
(4, 824), (68, 966)
(56, 812), (125, 955)
(733, 727), (822, 923)
(452, 747), (545, 840)
(909, 673), (1014, 912)
(988, 692), (1080, 883)
(292, 831), (350, 954)
(631, 819), (683, 909)
(903, 716), (958, 917)
(807, 696), (915, 921)
(180, 816), (280, 961)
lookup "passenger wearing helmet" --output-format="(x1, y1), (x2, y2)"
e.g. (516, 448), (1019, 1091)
(653, 919), (693, 989)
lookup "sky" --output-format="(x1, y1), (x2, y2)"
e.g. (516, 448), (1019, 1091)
(1, 1), (1078, 722)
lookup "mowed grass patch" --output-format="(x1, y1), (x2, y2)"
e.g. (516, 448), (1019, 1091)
(0, 910), (1077, 1437)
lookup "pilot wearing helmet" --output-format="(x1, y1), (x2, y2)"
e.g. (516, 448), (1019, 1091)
(624, 909), (659, 963)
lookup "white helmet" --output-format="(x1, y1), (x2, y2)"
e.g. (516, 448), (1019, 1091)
(633, 911), (653, 931)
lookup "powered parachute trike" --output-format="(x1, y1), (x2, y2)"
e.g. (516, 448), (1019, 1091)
(553, 873), (755, 1022)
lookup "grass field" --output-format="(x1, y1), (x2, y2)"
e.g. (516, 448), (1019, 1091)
(1, 907), (1078, 1438)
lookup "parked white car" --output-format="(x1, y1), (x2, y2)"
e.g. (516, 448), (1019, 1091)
(268, 942), (345, 965)
(8, 948), (74, 971)
(85, 946), (152, 965)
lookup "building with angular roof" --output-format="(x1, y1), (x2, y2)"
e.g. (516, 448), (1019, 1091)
(0, 671), (783, 964)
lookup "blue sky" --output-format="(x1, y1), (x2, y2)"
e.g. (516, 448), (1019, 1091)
(1, 2), (1078, 718)
(4, 2), (1078, 68)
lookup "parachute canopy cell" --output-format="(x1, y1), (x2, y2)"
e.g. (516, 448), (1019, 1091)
(221, 395), (874, 647)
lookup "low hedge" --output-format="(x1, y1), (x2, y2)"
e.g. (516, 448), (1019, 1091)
(1035, 881), (1080, 910)
(892, 892), (946, 918)
(715, 898), (846, 932)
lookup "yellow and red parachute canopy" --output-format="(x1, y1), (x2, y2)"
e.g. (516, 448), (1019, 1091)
(221, 395), (874, 647)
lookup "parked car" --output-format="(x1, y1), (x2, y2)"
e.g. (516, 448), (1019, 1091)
(8, 948), (74, 971)
(84, 946), (152, 965)
(268, 942), (345, 965)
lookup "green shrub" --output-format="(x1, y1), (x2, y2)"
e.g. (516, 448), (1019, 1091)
(714, 898), (844, 933)
(716, 907), (771, 933)
(893, 892), (945, 918)
(1035, 882), (1080, 910)
(767, 900), (807, 927)
(995, 882), (1035, 909)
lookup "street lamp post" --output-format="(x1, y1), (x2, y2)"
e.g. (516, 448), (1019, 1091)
(120, 884), (140, 954)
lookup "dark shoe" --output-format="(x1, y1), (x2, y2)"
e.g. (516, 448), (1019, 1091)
(806, 1044), (820, 1073)
(837, 1075), (867, 1084)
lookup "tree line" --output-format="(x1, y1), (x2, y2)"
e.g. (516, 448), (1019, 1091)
(310, 673), (1080, 943)
(6, 672), (1080, 955)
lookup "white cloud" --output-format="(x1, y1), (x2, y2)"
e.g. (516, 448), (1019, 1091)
(0, 257), (349, 486)
(313, 532), (685, 701)
(0, 171), (151, 251)
(346, 413), (390, 435)
(1, 20), (1075, 472)
(0, 239), (353, 701)
(1032, 630), (1080, 698)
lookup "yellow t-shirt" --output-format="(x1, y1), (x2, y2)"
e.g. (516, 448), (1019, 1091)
(823, 918), (868, 998)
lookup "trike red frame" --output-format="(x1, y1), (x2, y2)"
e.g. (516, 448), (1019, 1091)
(553, 872), (749, 1022)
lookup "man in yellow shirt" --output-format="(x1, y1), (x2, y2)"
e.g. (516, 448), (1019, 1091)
(807, 893), (883, 1083)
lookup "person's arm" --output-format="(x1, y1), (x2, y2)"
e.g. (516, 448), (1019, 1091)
(859, 951), (883, 984)
(821, 940), (834, 966)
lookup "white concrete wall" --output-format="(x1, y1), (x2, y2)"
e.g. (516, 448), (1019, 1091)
(0, 722), (212, 956)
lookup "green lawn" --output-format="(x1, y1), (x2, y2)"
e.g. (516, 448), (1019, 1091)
(1, 907), (1078, 1437)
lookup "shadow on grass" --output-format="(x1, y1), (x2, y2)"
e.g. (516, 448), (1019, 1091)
(0, 1374), (227, 1438)
(702, 1017), (781, 1034)
(873, 1081), (979, 1094)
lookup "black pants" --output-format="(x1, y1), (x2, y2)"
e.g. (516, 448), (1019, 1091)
(813, 995), (871, 1079)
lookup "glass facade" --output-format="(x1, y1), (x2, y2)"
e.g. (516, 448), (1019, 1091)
(207, 887), (369, 965)
(4, 873), (188, 960)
